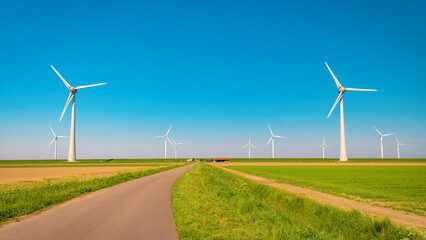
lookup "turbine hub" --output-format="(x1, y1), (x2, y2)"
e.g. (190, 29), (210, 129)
(339, 87), (346, 93)
(70, 87), (77, 94)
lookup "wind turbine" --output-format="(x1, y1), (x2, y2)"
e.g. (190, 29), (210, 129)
(325, 62), (377, 161)
(241, 135), (256, 158)
(153, 124), (173, 159)
(170, 137), (183, 159)
(47, 125), (68, 160)
(395, 136), (406, 159)
(266, 124), (286, 158)
(373, 126), (394, 159)
(318, 136), (329, 159)
(51, 65), (107, 162)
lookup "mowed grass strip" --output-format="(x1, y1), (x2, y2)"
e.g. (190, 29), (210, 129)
(230, 158), (426, 163)
(0, 164), (185, 223)
(172, 164), (423, 240)
(225, 166), (426, 216)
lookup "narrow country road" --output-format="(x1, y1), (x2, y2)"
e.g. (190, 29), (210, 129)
(0, 163), (195, 240)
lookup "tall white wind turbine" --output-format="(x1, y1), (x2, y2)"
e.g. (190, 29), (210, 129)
(153, 124), (173, 159)
(325, 62), (377, 161)
(373, 126), (394, 159)
(242, 135), (256, 158)
(170, 137), (183, 159)
(395, 136), (406, 159)
(318, 136), (329, 159)
(51, 65), (107, 162)
(47, 125), (68, 160)
(266, 124), (286, 158)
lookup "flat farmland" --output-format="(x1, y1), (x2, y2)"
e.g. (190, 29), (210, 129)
(224, 165), (426, 216)
(0, 166), (157, 184)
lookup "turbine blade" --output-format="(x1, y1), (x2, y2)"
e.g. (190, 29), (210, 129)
(325, 144), (330, 148)
(275, 136), (287, 139)
(48, 125), (56, 137)
(400, 143), (407, 146)
(47, 138), (55, 149)
(395, 136), (399, 144)
(266, 136), (273, 146)
(60, 93), (73, 121)
(383, 133), (395, 137)
(241, 144), (249, 148)
(57, 136), (68, 138)
(153, 136), (165, 138)
(267, 123), (274, 135)
(250, 144), (256, 149)
(166, 124), (172, 136)
(51, 65), (71, 89)
(325, 62), (342, 89)
(76, 83), (107, 90)
(327, 92), (343, 118)
(345, 88), (377, 92)
(372, 126), (382, 136)
(167, 137), (173, 145)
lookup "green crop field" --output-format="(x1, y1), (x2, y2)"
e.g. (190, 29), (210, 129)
(230, 158), (426, 162)
(224, 165), (426, 216)
(0, 164), (186, 223)
(172, 164), (422, 240)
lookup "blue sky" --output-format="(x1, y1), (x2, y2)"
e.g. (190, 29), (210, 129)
(0, 0), (425, 159)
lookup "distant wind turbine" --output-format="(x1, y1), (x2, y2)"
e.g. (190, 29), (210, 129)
(242, 135), (256, 158)
(47, 125), (68, 160)
(170, 137), (183, 159)
(266, 124), (286, 158)
(51, 65), (107, 162)
(318, 136), (329, 159)
(395, 136), (406, 159)
(373, 126), (394, 159)
(325, 62), (377, 161)
(153, 124), (173, 159)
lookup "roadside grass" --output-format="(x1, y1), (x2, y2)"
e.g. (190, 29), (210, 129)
(0, 163), (174, 168)
(230, 158), (426, 163)
(0, 164), (186, 223)
(225, 166), (426, 216)
(172, 164), (423, 240)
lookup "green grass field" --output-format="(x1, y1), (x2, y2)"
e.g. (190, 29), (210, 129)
(0, 163), (186, 223)
(225, 165), (426, 216)
(172, 164), (422, 240)
(230, 158), (426, 162)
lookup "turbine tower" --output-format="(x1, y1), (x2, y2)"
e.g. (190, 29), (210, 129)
(242, 135), (256, 158)
(395, 136), (406, 159)
(325, 62), (377, 161)
(170, 137), (183, 159)
(373, 126), (394, 159)
(318, 136), (329, 159)
(51, 66), (107, 162)
(153, 124), (173, 159)
(47, 125), (68, 160)
(266, 124), (286, 158)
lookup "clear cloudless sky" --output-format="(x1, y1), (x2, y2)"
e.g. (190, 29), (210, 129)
(0, 0), (425, 159)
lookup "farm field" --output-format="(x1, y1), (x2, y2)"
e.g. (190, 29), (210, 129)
(172, 164), (422, 239)
(0, 158), (189, 165)
(224, 165), (426, 216)
(0, 163), (186, 223)
(230, 158), (426, 163)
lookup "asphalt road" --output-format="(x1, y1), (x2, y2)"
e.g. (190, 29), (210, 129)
(0, 163), (195, 240)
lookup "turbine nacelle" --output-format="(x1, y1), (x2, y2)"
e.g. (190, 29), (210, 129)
(70, 87), (77, 94)
(338, 87), (346, 93)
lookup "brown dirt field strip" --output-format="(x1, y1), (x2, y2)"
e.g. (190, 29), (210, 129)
(0, 167), (149, 184)
(0, 163), (174, 167)
(213, 164), (426, 229)
(222, 162), (426, 166)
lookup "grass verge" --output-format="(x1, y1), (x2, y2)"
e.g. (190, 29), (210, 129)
(225, 165), (426, 216)
(172, 164), (423, 240)
(0, 164), (186, 223)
